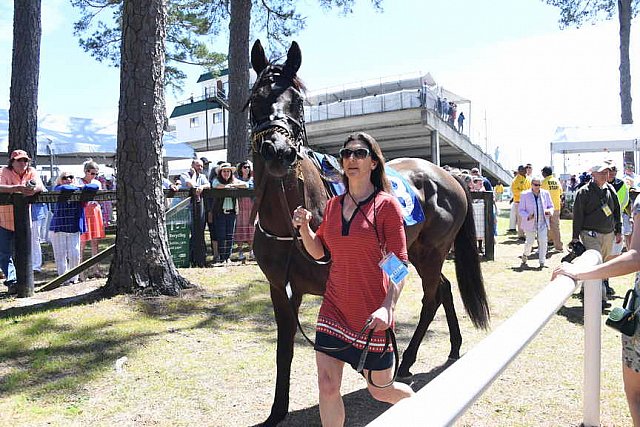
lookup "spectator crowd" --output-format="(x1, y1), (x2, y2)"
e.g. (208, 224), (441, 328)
(0, 150), (257, 294)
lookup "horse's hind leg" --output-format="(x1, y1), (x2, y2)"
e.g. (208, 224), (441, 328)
(398, 272), (442, 379)
(440, 274), (462, 360)
(264, 284), (300, 427)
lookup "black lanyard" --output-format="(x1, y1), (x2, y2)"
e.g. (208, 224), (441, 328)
(347, 191), (385, 256)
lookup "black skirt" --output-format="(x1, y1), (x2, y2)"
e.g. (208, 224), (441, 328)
(315, 331), (393, 371)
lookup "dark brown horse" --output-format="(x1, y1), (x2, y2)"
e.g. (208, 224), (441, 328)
(248, 39), (490, 426)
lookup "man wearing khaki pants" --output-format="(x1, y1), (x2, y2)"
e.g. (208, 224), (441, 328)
(571, 162), (622, 305)
(541, 166), (563, 251)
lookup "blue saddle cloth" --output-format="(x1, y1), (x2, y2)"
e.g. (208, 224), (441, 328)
(306, 151), (424, 226)
(309, 151), (345, 196)
(385, 166), (425, 226)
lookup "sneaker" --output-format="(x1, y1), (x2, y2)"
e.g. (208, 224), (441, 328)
(5, 279), (17, 295)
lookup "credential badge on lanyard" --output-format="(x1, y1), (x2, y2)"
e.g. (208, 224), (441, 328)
(379, 252), (409, 285)
(348, 191), (409, 285)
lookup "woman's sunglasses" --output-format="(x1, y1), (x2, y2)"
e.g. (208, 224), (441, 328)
(62, 175), (74, 180)
(339, 147), (370, 160)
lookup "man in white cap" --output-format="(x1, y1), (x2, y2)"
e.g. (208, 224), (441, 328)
(571, 162), (622, 306)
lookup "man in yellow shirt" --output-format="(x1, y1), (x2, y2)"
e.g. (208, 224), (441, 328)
(494, 182), (504, 201)
(511, 165), (531, 239)
(541, 166), (563, 251)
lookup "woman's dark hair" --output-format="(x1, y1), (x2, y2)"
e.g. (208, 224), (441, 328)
(237, 161), (252, 180)
(217, 167), (234, 185)
(341, 132), (390, 193)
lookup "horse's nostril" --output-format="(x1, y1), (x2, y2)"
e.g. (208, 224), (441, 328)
(283, 147), (297, 164)
(261, 142), (276, 161)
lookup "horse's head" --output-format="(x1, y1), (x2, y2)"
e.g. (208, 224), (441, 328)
(249, 39), (305, 178)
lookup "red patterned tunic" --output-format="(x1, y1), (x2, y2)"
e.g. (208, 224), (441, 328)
(316, 190), (408, 352)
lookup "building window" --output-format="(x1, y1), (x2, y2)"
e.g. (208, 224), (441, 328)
(190, 116), (200, 128)
(213, 112), (222, 123)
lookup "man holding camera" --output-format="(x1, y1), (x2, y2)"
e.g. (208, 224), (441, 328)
(0, 150), (45, 294)
(571, 162), (622, 305)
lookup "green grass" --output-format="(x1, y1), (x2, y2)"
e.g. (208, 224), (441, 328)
(0, 202), (634, 426)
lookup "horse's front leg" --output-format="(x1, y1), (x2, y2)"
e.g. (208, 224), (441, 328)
(263, 283), (301, 427)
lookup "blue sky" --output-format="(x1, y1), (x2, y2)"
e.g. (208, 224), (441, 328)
(0, 0), (637, 172)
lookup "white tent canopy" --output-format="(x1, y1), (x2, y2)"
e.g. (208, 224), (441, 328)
(551, 124), (640, 154)
(0, 109), (194, 165)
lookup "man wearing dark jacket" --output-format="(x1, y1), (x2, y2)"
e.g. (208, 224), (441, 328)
(571, 162), (622, 304)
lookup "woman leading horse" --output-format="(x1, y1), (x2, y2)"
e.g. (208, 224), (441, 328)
(293, 132), (415, 426)
(248, 39), (490, 426)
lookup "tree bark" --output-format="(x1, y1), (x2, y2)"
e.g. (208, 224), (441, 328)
(227, 0), (252, 165)
(618, 0), (633, 125)
(9, 0), (41, 163)
(618, 0), (634, 165)
(106, 0), (190, 296)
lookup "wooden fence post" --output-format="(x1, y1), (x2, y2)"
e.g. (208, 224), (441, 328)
(13, 194), (34, 297)
(484, 192), (495, 260)
(190, 191), (206, 267)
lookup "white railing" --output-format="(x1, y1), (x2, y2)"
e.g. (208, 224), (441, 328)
(368, 250), (603, 427)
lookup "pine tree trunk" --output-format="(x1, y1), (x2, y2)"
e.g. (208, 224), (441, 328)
(618, 0), (634, 165)
(9, 0), (41, 163)
(618, 0), (633, 125)
(105, 0), (190, 296)
(227, 0), (252, 165)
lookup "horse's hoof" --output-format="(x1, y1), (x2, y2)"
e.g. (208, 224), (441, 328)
(447, 354), (460, 362)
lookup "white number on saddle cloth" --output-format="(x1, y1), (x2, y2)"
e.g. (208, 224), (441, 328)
(379, 252), (409, 285)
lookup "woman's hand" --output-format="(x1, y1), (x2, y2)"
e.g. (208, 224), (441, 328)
(552, 262), (579, 281)
(368, 306), (393, 332)
(292, 206), (312, 228)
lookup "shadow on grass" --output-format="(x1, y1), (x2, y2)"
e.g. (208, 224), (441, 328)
(557, 305), (585, 326)
(271, 358), (457, 427)
(0, 287), (109, 320)
(0, 313), (161, 400)
(134, 278), (278, 334)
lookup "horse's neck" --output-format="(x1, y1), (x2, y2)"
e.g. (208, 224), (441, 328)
(254, 160), (327, 234)
(255, 169), (303, 235)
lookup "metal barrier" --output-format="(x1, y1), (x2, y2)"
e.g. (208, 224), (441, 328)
(368, 250), (603, 427)
(470, 191), (495, 260)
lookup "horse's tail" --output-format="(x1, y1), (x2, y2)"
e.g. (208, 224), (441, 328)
(453, 180), (490, 330)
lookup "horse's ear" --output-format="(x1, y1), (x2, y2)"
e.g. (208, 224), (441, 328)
(283, 41), (301, 77)
(251, 39), (269, 75)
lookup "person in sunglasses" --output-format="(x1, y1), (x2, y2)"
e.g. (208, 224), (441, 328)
(0, 150), (45, 294)
(76, 159), (106, 278)
(292, 132), (414, 426)
(518, 176), (554, 268)
(49, 172), (98, 285)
